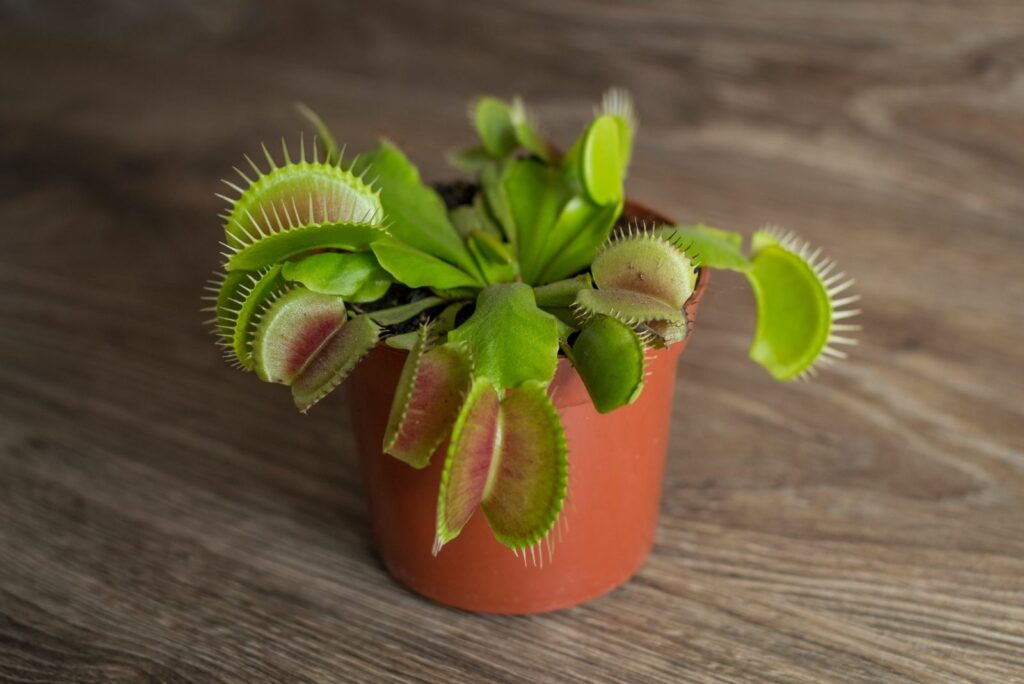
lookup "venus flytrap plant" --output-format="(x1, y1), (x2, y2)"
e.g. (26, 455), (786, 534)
(203, 89), (859, 562)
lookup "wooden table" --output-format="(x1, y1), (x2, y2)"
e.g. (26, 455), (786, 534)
(2, 2), (1022, 681)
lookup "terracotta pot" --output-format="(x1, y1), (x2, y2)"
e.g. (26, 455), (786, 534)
(347, 202), (709, 614)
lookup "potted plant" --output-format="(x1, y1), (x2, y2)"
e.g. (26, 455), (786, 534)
(203, 89), (859, 614)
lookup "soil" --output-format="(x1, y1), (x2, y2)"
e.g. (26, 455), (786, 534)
(434, 180), (478, 211)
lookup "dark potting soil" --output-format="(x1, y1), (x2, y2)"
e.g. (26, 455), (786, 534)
(434, 180), (478, 212)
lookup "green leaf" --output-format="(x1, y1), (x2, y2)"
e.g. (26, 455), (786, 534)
(281, 251), (392, 297)
(348, 274), (391, 303)
(579, 115), (624, 206)
(473, 192), (505, 239)
(385, 330), (419, 350)
(571, 315), (645, 413)
(665, 224), (750, 272)
(503, 159), (572, 283)
(435, 301), (469, 334)
(545, 306), (585, 335)
(448, 205), (478, 239)
(434, 377), (502, 552)
(384, 328), (473, 468)
(473, 97), (518, 157)
(533, 274), (593, 308)
(510, 97), (552, 162)
(481, 381), (567, 549)
(447, 145), (495, 174)
(226, 221), (387, 272)
(480, 161), (516, 244)
(450, 203), (504, 243)
(535, 196), (621, 284)
(291, 315), (380, 412)
(367, 296), (444, 326)
(448, 283), (559, 390)
(431, 286), (478, 301)
(551, 312), (577, 340)
(467, 232), (518, 285)
(468, 230), (513, 265)
(353, 140), (479, 276)
(372, 238), (481, 290)
(252, 288), (348, 385)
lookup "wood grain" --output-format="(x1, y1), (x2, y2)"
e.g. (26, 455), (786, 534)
(1, 1), (1023, 681)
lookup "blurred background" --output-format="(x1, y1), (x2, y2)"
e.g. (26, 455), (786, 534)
(1, 1), (1023, 681)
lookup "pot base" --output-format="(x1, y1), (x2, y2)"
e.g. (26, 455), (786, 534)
(378, 532), (655, 614)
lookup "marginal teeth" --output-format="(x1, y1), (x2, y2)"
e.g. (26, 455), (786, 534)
(822, 346), (848, 359)
(599, 87), (637, 132)
(269, 202), (285, 230)
(243, 208), (261, 235)
(828, 279), (856, 296)
(244, 153), (263, 177)
(236, 223), (258, 244)
(258, 206), (275, 234)
(822, 271), (846, 287)
(262, 141), (278, 169)
(832, 294), (861, 308)
(221, 178), (245, 194)
(233, 166), (254, 185)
